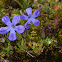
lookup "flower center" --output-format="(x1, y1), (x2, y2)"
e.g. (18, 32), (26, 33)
(28, 16), (31, 18)
(12, 25), (15, 28)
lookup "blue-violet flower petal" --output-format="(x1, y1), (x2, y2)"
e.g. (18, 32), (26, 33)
(12, 15), (20, 25)
(26, 7), (32, 16)
(2, 16), (11, 26)
(15, 25), (25, 34)
(20, 14), (28, 20)
(8, 30), (16, 41)
(0, 27), (10, 34)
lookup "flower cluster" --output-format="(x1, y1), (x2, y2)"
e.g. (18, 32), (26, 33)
(0, 7), (40, 41)
(0, 15), (25, 41)
(20, 7), (40, 29)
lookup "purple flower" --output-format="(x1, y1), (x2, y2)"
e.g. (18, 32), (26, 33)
(20, 7), (40, 29)
(0, 15), (25, 41)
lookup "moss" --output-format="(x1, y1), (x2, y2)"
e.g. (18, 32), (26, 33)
(0, 0), (62, 62)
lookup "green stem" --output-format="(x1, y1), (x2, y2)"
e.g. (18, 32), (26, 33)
(15, 0), (23, 8)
